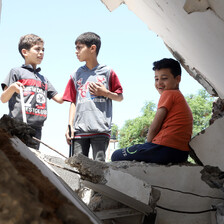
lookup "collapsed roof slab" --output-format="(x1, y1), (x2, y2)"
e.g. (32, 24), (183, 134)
(68, 154), (224, 224)
(109, 161), (224, 224)
(67, 154), (154, 214)
(101, 0), (224, 98)
(5, 136), (102, 224)
(190, 116), (224, 171)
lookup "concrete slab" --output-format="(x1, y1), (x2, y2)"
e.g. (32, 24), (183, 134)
(67, 154), (224, 224)
(10, 137), (102, 224)
(83, 181), (152, 214)
(109, 161), (224, 224)
(67, 154), (153, 214)
(190, 116), (224, 170)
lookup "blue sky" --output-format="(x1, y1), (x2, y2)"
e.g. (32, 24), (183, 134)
(0, 0), (202, 156)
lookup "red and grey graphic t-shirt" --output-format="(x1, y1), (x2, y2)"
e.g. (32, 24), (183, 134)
(1, 64), (58, 128)
(63, 64), (123, 138)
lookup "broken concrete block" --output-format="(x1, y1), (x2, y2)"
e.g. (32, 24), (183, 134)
(0, 129), (102, 224)
(190, 116), (224, 170)
(67, 154), (156, 214)
(109, 161), (224, 224)
(184, 0), (210, 14)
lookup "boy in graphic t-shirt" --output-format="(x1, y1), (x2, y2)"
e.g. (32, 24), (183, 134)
(63, 32), (123, 161)
(1, 34), (63, 149)
(112, 58), (193, 164)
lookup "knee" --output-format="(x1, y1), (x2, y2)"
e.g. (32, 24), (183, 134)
(111, 149), (123, 161)
(95, 151), (105, 162)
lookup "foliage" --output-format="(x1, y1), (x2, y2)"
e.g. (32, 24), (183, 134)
(185, 89), (214, 137)
(118, 102), (156, 148)
(111, 123), (119, 140)
(118, 89), (214, 148)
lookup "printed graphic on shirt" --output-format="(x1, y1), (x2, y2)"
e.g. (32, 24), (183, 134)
(76, 76), (106, 103)
(23, 82), (47, 117)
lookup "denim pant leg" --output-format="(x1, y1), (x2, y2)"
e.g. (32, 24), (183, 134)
(91, 137), (109, 162)
(73, 138), (90, 157)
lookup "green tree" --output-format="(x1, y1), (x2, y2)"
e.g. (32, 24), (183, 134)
(118, 102), (156, 148)
(185, 89), (214, 136)
(111, 123), (119, 140)
(118, 89), (214, 148)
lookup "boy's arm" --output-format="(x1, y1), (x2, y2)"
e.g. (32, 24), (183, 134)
(65, 102), (76, 145)
(52, 93), (64, 104)
(147, 107), (167, 142)
(0, 82), (24, 103)
(88, 82), (123, 102)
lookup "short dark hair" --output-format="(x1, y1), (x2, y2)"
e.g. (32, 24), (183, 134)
(75, 32), (101, 56)
(152, 58), (181, 77)
(18, 34), (44, 58)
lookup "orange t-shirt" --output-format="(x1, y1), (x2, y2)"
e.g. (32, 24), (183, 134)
(152, 90), (193, 151)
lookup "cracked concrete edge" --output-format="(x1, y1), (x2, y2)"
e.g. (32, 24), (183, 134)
(184, 0), (224, 22)
(165, 43), (218, 96)
(66, 154), (109, 184)
(100, 0), (124, 12)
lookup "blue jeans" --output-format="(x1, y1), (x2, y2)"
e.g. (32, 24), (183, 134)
(73, 137), (109, 161)
(111, 142), (189, 164)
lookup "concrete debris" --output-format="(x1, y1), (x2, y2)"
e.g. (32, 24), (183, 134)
(210, 98), (224, 125)
(165, 44), (217, 97)
(0, 128), (95, 224)
(67, 154), (152, 206)
(216, 202), (224, 224)
(66, 153), (109, 184)
(190, 116), (224, 171)
(0, 114), (36, 147)
(184, 0), (210, 14)
(41, 155), (81, 191)
(201, 165), (224, 191)
(184, 0), (224, 22)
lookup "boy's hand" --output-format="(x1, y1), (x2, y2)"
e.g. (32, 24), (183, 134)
(1, 82), (24, 103)
(11, 82), (24, 94)
(89, 82), (109, 98)
(65, 126), (75, 145)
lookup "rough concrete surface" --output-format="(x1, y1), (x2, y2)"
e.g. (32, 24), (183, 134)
(0, 128), (95, 224)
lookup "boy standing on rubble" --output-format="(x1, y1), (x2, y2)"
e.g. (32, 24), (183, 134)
(1, 34), (63, 149)
(63, 32), (123, 161)
(112, 58), (193, 164)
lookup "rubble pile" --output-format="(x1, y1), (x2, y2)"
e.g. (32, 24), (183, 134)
(0, 116), (94, 224)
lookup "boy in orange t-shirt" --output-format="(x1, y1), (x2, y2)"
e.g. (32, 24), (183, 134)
(111, 58), (193, 164)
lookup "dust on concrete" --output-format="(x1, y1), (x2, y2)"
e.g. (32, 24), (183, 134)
(0, 128), (94, 224)
(66, 153), (109, 184)
(201, 165), (224, 191)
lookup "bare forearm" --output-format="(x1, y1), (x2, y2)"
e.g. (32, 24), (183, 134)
(1, 91), (13, 103)
(68, 103), (76, 125)
(107, 92), (123, 102)
(1, 86), (17, 103)
(1, 82), (23, 103)
(65, 103), (76, 144)
(52, 93), (64, 104)
(147, 107), (168, 142)
(147, 126), (160, 142)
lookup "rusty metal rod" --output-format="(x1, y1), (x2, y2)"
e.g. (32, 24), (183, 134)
(32, 136), (68, 159)
(45, 160), (87, 177)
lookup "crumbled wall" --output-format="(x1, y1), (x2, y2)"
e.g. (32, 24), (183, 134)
(0, 119), (95, 224)
(210, 98), (224, 124)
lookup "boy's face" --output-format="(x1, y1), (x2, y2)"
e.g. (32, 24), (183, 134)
(75, 42), (95, 62)
(154, 68), (181, 94)
(22, 42), (44, 68)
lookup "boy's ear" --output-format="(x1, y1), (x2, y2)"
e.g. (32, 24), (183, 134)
(176, 75), (181, 83)
(21, 48), (28, 58)
(90, 44), (97, 54)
